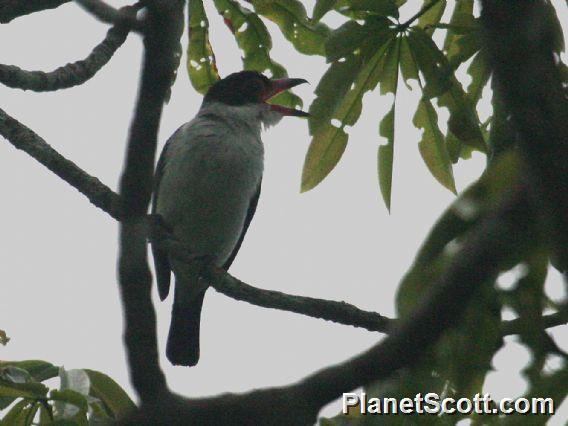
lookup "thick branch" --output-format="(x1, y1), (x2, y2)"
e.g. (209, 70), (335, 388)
(115, 0), (184, 405)
(123, 185), (531, 425)
(0, 107), (122, 220)
(481, 0), (568, 271)
(0, 0), (70, 23)
(0, 5), (139, 92)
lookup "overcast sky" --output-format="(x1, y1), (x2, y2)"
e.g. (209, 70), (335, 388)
(1, 0), (566, 422)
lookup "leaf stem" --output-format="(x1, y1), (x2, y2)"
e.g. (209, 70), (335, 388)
(398, 0), (442, 31)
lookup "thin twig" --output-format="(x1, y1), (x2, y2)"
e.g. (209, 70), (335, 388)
(0, 4), (140, 92)
(74, 0), (145, 32)
(398, 0), (441, 30)
(208, 269), (394, 332)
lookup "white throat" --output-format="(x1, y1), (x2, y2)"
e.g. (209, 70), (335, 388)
(199, 101), (283, 133)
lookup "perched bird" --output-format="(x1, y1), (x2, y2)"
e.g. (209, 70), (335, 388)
(152, 71), (308, 366)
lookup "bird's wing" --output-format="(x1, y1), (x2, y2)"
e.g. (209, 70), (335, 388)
(222, 180), (262, 270)
(152, 135), (175, 301)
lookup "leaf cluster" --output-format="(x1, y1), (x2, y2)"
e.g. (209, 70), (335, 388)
(0, 360), (135, 425)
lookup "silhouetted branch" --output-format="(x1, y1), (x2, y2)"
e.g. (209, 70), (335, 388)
(1, 104), (564, 339)
(502, 310), (568, 337)
(0, 107), (122, 220)
(481, 0), (568, 272)
(208, 271), (394, 332)
(74, 0), (145, 32)
(0, 0), (70, 23)
(0, 4), (140, 92)
(123, 182), (531, 425)
(114, 0), (184, 405)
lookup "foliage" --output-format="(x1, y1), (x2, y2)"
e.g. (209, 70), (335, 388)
(2, 0), (567, 425)
(0, 360), (135, 425)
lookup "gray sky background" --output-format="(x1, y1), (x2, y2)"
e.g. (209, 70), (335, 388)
(1, 0), (566, 422)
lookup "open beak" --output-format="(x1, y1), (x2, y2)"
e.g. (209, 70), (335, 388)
(263, 78), (309, 117)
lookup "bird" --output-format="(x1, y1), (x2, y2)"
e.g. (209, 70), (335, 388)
(151, 71), (308, 366)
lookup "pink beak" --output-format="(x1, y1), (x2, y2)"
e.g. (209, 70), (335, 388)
(263, 78), (309, 117)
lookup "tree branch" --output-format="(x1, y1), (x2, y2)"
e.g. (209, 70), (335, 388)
(207, 270), (394, 332)
(502, 310), (568, 337)
(0, 0), (70, 23)
(114, 0), (185, 405)
(74, 0), (145, 32)
(1, 104), (565, 339)
(480, 0), (568, 272)
(0, 107), (123, 220)
(0, 4), (140, 92)
(123, 182), (531, 425)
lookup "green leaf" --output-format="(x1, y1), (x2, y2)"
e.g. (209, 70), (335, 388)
(303, 29), (396, 191)
(301, 124), (348, 192)
(414, 99), (456, 193)
(0, 361), (59, 383)
(309, 53), (365, 135)
(0, 399), (34, 426)
(378, 106), (395, 212)
(409, 28), (486, 152)
(345, 0), (399, 18)
(399, 36), (419, 88)
(50, 389), (88, 413)
(446, 30), (481, 68)
(325, 17), (391, 63)
(249, 0), (330, 56)
(333, 0), (399, 19)
(213, 0), (302, 108)
(466, 50), (491, 106)
(84, 369), (136, 419)
(187, 0), (220, 95)
(441, 1), (481, 68)
(0, 380), (48, 400)
(312, 0), (337, 22)
(443, 0), (473, 50)
(377, 37), (400, 211)
(417, 0), (447, 36)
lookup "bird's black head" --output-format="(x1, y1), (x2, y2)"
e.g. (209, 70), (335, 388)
(203, 71), (308, 116)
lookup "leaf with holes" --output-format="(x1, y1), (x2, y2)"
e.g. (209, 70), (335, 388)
(303, 27), (396, 191)
(312, 0), (337, 22)
(333, 0), (399, 19)
(377, 37), (401, 211)
(466, 50), (491, 106)
(409, 28), (486, 152)
(443, 0), (473, 49)
(417, 0), (447, 36)
(414, 99), (456, 193)
(187, 0), (220, 95)
(399, 36), (419, 88)
(249, 0), (330, 56)
(213, 0), (302, 108)
(325, 16), (391, 63)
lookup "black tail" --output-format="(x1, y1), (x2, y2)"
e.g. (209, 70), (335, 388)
(166, 289), (206, 366)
